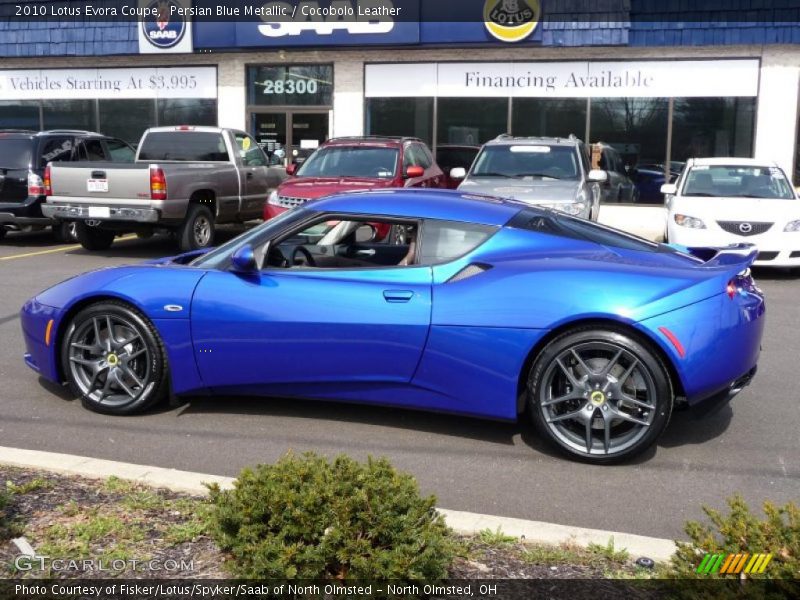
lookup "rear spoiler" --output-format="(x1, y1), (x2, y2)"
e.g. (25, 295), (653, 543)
(681, 243), (758, 269)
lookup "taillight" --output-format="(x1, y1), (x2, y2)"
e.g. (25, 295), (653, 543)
(727, 268), (757, 299)
(43, 165), (52, 196)
(150, 166), (167, 200)
(27, 171), (45, 196)
(726, 281), (737, 299)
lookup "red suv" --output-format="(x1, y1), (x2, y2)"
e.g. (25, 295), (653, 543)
(264, 136), (446, 220)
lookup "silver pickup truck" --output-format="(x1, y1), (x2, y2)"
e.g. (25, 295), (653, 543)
(43, 126), (287, 252)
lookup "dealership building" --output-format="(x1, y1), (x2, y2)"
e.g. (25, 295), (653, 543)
(1, 0), (799, 182)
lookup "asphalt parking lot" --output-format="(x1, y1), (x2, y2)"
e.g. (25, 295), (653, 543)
(0, 228), (798, 541)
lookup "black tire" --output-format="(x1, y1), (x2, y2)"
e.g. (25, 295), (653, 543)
(178, 204), (214, 253)
(52, 221), (77, 243)
(0, 227), (6, 240)
(528, 327), (673, 464)
(75, 222), (115, 251)
(61, 301), (168, 415)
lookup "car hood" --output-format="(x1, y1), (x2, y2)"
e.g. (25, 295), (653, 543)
(671, 196), (800, 222)
(458, 178), (581, 203)
(278, 176), (395, 200)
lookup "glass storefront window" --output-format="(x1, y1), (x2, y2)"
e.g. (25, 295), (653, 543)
(590, 98), (669, 167)
(512, 98), (587, 139)
(99, 99), (156, 144)
(157, 99), (217, 128)
(437, 98), (507, 146)
(0, 101), (40, 130)
(671, 97), (755, 163)
(247, 65), (333, 107)
(365, 98), (433, 145)
(42, 100), (96, 131)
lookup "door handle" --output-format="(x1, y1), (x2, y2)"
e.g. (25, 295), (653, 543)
(246, 172), (254, 180)
(383, 290), (414, 303)
(356, 249), (376, 256)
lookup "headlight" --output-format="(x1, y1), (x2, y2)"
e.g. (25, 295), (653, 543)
(784, 220), (800, 232)
(268, 190), (279, 205)
(554, 202), (587, 216)
(674, 214), (706, 229)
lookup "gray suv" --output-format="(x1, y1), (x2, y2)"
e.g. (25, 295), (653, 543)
(450, 134), (608, 220)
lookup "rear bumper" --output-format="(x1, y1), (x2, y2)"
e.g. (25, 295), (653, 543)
(42, 203), (160, 224)
(0, 196), (51, 225)
(689, 365), (757, 418)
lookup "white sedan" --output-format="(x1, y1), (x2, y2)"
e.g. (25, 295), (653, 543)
(663, 158), (800, 268)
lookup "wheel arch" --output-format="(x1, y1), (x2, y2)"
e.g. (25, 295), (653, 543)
(515, 317), (686, 415)
(188, 188), (217, 217)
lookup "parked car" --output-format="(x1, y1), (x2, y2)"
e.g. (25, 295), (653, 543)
(593, 142), (639, 204)
(43, 126), (287, 252)
(629, 164), (682, 204)
(435, 144), (479, 189)
(0, 129), (135, 242)
(264, 136), (446, 220)
(22, 189), (764, 463)
(663, 158), (800, 268)
(451, 135), (608, 220)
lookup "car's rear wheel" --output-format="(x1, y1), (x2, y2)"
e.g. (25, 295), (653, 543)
(61, 301), (168, 415)
(528, 327), (672, 463)
(0, 227), (6, 240)
(178, 204), (214, 252)
(75, 222), (115, 251)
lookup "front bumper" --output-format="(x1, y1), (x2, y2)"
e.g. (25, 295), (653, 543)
(42, 203), (160, 224)
(668, 225), (800, 267)
(20, 298), (62, 384)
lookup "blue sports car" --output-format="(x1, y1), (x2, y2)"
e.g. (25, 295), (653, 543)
(20, 190), (765, 462)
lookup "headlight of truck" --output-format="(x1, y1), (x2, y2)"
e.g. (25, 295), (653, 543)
(784, 220), (800, 232)
(268, 190), (279, 206)
(674, 214), (706, 229)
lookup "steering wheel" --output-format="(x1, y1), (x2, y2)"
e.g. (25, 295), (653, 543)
(291, 246), (316, 267)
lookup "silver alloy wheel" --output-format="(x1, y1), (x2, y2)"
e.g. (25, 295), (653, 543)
(67, 314), (152, 407)
(193, 215), (211, 247)
(538, 341), (657, 456)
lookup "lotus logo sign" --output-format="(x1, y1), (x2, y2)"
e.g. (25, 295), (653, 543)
(142, 0), (186, 49)
(483, 0), (541, 43)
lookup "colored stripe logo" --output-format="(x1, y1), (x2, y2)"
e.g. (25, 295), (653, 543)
(696, 553), (773, 574)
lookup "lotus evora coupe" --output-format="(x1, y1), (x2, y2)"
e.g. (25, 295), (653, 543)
(21, 190), (765, 462)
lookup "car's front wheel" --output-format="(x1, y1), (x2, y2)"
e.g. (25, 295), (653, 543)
(61, 301), (168, 415)
(528, 327), (673, 463)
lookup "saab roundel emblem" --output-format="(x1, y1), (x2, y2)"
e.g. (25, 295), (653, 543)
(483, 0), (541, 43)
(739, 222), (753, 234)
(142, 0), (186, 49)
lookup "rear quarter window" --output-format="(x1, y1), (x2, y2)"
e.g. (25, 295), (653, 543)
(419, 220), (498, 264)
(0, 138), (33, 169)
(138, 132), (229, 162)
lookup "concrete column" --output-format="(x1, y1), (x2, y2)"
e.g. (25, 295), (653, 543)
(216, 58), (247, 130)
(754, 50), (800, 179)
(332, 60), (365, 137)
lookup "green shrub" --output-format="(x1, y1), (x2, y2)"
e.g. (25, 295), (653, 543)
(0, 488), (13, 540)
(669, 494), (799, 581)
(207, 452), (454, 579)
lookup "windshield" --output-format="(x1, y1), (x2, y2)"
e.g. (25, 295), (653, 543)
(682, 165), (795, 199)
(471, 145), (579, 180)
(192, 208), (310, 269)
(296, 146), (398, 179)
(0, 139), (32, 169)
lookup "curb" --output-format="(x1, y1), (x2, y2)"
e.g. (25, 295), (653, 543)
(0, 445), (678, 562)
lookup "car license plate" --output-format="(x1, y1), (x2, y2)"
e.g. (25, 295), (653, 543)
(87, 179), (108, 193)
(87, 206), (110, 219)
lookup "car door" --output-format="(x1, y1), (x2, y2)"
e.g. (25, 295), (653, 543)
(233, 132), (271, 217)
(190, 216), (433, 394)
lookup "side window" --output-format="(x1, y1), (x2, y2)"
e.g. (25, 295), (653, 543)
(414, 144), (433, 169)
(418, 219), (498, 265)
(76, 139), (108, 161)
(39, 137), (74, 165)
(402, 144), (416, 169)
(234, 133), (267, 166)
(105, 138), (136, 162)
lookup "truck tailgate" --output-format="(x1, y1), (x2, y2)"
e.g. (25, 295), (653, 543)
(49, 162), (151, 203)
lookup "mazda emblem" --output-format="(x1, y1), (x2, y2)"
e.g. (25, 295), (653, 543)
(739, 222), (753, 234)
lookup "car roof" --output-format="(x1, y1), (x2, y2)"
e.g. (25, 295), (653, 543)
(690, 157), (778, 168)
(305, 189), (524, 226)
(484, 134), (582, 147)
(323, 136), (422, 148)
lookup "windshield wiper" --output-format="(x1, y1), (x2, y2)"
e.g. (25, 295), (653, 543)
(472, 172), (516, 178)
(513, 173), (561, 180)
(684, 192), (717, 197)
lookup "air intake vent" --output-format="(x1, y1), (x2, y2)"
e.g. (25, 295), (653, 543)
(447, 263), (492, 283)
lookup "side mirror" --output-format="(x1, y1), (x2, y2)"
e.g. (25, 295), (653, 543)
(660, 183), (677, 195)
(588, 169), (608, 183)
(449, 167), (467, 180)
(286, 163), (297, 176)
(405, 165), (425, 179)
(231, 244), (257, 273)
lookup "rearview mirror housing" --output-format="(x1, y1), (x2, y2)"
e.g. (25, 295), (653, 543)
(660, 183), (678, 195)
(450, 167), (467, 180)
(587, 169), (608, 183)
(286, 163), (298, 176)
(405, 165), (425, 179)
(231, 245), (257, 273)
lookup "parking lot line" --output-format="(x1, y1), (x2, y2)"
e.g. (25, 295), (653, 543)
(0, 235), (136, 261)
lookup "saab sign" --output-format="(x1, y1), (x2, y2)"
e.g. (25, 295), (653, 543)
(138, 0), (194, 54)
